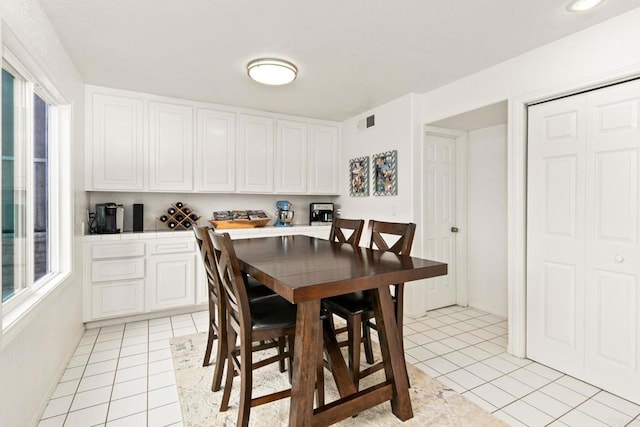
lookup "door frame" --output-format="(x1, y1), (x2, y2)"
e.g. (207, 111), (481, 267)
(419, 125), (468, 309)
(508, 67), (640, 358)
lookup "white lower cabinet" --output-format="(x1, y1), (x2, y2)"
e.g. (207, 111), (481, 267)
(146, 252), (196, 311)
(84, 227), (329, 322)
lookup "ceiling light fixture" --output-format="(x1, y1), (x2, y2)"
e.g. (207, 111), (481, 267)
(566, 0), (604, 12)
(247, 58), (297, 85)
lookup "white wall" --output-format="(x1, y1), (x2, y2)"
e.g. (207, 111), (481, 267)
(338, 93), (421, 234)
(466, 124), (507, 317)
(421, 7), (640, 124)
(0, 1), (85, 426)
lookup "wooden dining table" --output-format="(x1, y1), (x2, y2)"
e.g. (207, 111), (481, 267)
(232, 234), (448, 426)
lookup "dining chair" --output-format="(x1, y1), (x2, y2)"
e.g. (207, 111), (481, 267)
(193, 226), (278, 392)
(210, 231), (325, 426)
(328, 217), (365, 246)
(322, 220), (416, 390)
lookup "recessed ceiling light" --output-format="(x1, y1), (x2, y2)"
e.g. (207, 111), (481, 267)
(247, 58), (297, 86)
(566, 0), (604, 12)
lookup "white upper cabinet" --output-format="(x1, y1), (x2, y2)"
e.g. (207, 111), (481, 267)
(85, 86), (339, 194)
(148, 101), (193, 191)
(88, 91), (145, 190)
(237, 114), (274, 193)
(275, 120), (307, 193)
(194, 108), (236, 192)
(308, 124), (340, 194)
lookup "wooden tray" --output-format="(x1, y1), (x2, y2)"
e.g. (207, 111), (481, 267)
(210, 219), (270, 229)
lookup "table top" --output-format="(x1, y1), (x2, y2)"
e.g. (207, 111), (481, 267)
(232, 235), (448, 303)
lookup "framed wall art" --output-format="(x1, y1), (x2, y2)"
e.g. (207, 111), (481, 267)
(349, 156), (369, 197)
(372, 150), (397, 196)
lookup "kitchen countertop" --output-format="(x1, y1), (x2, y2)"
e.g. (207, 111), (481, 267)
(83, 224), (330, 242)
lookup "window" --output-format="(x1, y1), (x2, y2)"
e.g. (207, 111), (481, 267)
(2, 54), (64, 310)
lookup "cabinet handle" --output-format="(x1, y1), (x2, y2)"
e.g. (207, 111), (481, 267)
(451, 226), (459, 233)
(615, 254), (624, 263)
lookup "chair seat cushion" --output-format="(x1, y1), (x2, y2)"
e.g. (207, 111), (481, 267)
(244, 274), (276, 300)
(323, 291), (398, 317)
(249, 294), (297, 332)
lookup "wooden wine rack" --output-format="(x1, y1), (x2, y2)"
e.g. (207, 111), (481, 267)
(157, 202), (200, 231)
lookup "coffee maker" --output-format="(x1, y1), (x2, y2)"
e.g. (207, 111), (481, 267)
(95, 203), (123, 233)
(274, 200), (294, 227)
(310, 203), (334, 225)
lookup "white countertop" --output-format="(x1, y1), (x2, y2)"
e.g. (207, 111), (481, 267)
(83, 224), (330, 242)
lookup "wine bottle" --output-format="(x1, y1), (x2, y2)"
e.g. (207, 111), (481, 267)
(176, 202), (184, 208)
(175, 214), (184, 222)
(168, 207), (176, 215)
(183, 220), (192, 229)
(160, 215), (168, 222)
(183, 208), (191, 215)
(189, 213), (198, 221)
(168, 221), (177, 229)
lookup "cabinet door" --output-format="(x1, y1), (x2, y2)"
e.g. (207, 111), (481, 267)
(147, 253), (196, 311)
(194, 108), (235, 192)
(88, 93), (144, 190)
(149, 101), (194, 191)
(308, 124), (339, 194)
(92, 280), (144, 320)
(275, 120), (307, 193)
(237, 114), (274, 193)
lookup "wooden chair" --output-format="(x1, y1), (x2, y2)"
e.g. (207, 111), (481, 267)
(210, 231), (324, 426)
(193, 226), (278, 392)
(322, 220), (416, 389)
(328, 217), (365, 246)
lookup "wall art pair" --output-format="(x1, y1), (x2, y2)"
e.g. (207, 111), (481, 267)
(349, 150), (397, 197)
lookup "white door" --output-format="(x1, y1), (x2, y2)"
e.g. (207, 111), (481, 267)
(236, 114), (274, 193)
(194, 108), (236, 192)
(275, 119), (307, 193)
(308, 124), (340, 195)
(147, 253), (196, 311)
(423, 130), (460, 310)
(527, 94), (588, 378)
(527, 78), (640, 403)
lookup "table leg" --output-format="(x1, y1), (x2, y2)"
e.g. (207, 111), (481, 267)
(289, 299), (320, 426)
(371, 285), (413, 421)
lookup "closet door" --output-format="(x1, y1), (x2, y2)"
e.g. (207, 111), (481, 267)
(527, 78), (640, 403)
(527, 95), (588, 379)
(584, 80), (640, 402)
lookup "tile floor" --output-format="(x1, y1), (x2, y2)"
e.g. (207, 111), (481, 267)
(38, 306), (640, 426)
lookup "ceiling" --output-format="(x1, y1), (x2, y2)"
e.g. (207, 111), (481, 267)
(37, 0), (639, 122)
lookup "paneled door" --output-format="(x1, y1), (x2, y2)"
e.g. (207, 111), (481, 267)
(423, 130), (459, 310)
(527, 79), (640, 403)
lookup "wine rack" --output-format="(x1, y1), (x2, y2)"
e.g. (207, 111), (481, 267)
(157, 202), (200, 231)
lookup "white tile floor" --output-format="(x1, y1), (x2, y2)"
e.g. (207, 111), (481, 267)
(39, 306), (640, 426)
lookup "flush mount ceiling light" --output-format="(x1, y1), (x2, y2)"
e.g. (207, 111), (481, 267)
(247, 58), (297, 85)
(566, 0), (604, 12)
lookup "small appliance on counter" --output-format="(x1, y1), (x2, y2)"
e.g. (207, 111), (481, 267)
(94, 203), (123, 234)
(274, 200), (294, 227)
(309, 203), (334, 226)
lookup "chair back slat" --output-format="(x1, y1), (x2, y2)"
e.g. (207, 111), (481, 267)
(209, 231), (251, 331)
(368, 220), (416, 255)
(193, 226), (223, 306)
(329, 218), (365, 246)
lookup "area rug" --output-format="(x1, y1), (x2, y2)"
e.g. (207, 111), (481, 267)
(170, 333), (505, 426)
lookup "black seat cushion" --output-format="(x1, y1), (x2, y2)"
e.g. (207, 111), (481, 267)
(249, 294), (297, 332)
(323, 291), (398, 317)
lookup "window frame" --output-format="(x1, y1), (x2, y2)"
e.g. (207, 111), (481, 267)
(1, 44), (72, 336)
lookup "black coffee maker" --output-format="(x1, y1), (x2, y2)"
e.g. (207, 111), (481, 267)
(95, 203), (120, 233)
(309, 203), (334, 225)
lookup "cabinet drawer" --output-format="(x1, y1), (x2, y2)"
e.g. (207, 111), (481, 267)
(147, 239), (195, 255)
(92, 242), (145, 260)
(92, 258), (145, 282)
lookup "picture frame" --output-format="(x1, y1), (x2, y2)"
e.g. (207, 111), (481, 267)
(349, 156), (369, 197)
(372, 150), (397, 196)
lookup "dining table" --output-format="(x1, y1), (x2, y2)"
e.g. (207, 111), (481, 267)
(232, 234), (448, 426)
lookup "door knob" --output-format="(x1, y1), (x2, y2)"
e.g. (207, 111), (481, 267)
(615, 254), (624, 263)
(451, 226), (459, 233)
